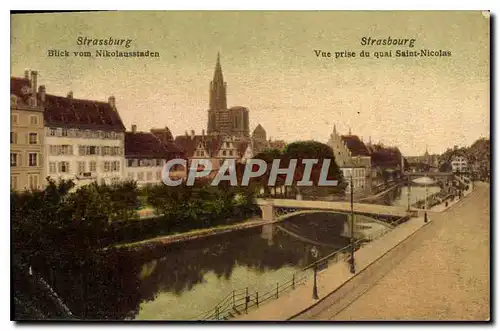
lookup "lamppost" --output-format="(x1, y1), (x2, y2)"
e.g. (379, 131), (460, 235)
(412, 176), (435, 223)
(310, 246), (319, 299)
(349, 175), (355, 274)
(407, 175), (411, 212)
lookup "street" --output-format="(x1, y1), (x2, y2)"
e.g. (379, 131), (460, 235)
(308, 182), (490, 321)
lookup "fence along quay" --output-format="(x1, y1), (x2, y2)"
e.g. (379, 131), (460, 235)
(189, 215), (408, 321)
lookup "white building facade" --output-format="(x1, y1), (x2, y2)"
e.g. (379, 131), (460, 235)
(125, 125), (172, 187)
(451, 155), (469, 173)
(341, 166), (367, 194)
(43, 94), (126, 188)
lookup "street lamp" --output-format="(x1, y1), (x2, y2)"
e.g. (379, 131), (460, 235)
(412, 176), (435, 223)
(310, 246), (319, 299)
(407, 175), (411, 212)
(349, 175), (355, 274)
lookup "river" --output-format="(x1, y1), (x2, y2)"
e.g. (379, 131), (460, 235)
(36, 184), (440, 320)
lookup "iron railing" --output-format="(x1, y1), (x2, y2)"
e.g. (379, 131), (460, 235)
(189, 215), (408, 321)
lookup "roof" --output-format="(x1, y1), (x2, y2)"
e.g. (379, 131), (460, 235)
(252, 124), (266, 136)
(175, 135), (223, 157)
(340, 135), (370, 156)
(125, 132), (169, 158)
(150, 127), (174, 142)
(43, 94), (126, 132)
(175, 134), (251, 158)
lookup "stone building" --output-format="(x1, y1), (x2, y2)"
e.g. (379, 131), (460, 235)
(327, 125), (372, 194)
(10, 71), (45, 191)
(206, 53), (250, 139)
(125, 125), (177, 186)
(42, 90), (126, 188)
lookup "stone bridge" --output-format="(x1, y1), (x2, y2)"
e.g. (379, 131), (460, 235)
(256, 198), (408, 240)
(256, 198), (408, 223)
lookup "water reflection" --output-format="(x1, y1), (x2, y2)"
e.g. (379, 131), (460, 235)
(134, 212), (350, 320)
(35, 210), (395, 320)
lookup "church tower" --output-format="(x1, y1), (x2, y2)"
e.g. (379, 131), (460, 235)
(209, 52), (227, 110)
(208, 53), (230, 136)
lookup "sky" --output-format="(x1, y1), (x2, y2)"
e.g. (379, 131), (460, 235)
(11, 11), (490, 156)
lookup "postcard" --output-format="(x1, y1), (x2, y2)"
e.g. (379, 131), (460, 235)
(10, 10), (490, 321)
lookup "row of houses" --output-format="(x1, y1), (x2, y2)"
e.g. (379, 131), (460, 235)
(10, 70), (285, 191)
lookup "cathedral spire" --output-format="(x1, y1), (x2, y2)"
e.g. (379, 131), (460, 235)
(209, 52), (227, 111)
(213, 52), (224, 84)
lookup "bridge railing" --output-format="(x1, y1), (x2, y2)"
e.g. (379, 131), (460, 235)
(189, 215), (408, 321)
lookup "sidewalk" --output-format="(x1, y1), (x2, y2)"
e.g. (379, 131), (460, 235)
(234, 215), (431, 320)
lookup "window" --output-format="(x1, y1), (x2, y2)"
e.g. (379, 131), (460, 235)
(62, 128), (68, 137)
(89, 161), (97, 172)
(56, 128), (62, 137)
(226, 142), (230, 148)
(29, 115), (38, 125)
(49, 162), (56, 174)
(49, 128), (57, 136)
(137, 172), (144, 180)
(229, 150), (234, 156)
(10, 132), (17, 144)
(28, 153), (38, 167)
(28, 175), (39, 190)
(11, 114), (18, 125)
(128, 172), (134, 180)
(87, 146), (97, 155)
(78, 162), (86, 174)
(104, 161), (110, 172)
(61, 145), (72, 155)
(223, 151), (227, 156)
(156, 159), (162, 166)
(147, 172), (153, 181)
(112, 161), (120, 172)
(11, 176), (18, 190)
(29, 133), (38, 144)
(10, 153), (17, 167)
(59, 161), (69, 173)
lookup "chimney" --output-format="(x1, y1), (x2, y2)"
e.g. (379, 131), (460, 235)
(202, 129), (205, 136)
(24, 70), (29, 80)
(108, 96), (116, 109)
(185, 130), (188, 137)
(132, 124), (137, 133)
(30, 71), (38, 105)
(38, 85), (46, 103)
(67, 91), (73, 99)
(190, 130), (195, 139)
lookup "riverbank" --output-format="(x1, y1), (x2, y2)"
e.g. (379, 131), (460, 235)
(103, 217), (267, 252)
(233, 214), (431, 320)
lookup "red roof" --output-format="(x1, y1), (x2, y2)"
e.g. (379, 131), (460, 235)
(125, 132), (169, 158)
(341, 135), (370, 156)
(43, 94), (126, 132)
(174, 135), (224, 157)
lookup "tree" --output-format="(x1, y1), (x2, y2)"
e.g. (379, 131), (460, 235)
(282, 141), (345, 197)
